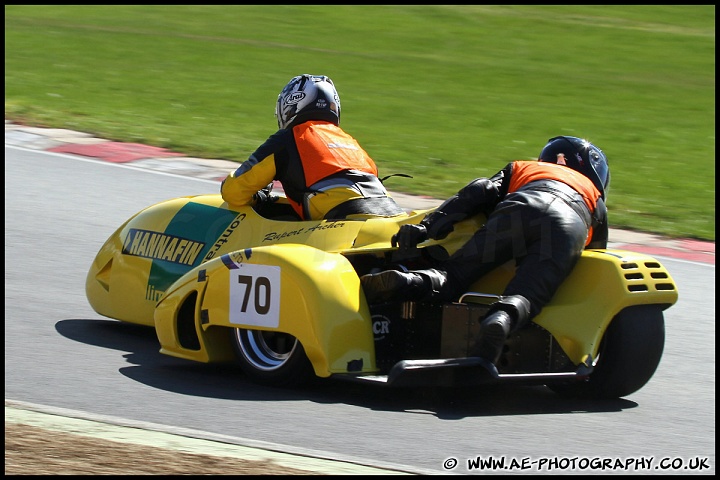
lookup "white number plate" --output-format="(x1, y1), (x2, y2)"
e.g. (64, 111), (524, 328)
(228, 264), (280, 327)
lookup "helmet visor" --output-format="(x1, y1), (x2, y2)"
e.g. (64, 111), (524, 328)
(586, 145), (609, 191)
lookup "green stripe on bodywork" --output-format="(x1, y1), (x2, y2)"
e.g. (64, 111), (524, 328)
(148, 202), (242, 292)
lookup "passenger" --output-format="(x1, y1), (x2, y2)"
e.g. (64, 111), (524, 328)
(361, 136), (610, 365)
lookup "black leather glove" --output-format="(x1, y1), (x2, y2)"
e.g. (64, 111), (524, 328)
(391, 224), (428, 252)
(253, 183), (277, 204)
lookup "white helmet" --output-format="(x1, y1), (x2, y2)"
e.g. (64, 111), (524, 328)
(275, 74), (341, 130)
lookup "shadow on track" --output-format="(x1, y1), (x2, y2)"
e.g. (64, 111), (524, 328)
(56, 318), (637, 418)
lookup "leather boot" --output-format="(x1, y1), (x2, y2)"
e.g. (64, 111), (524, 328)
(361, 268), (446, 304)
(472, 295), (531, 365)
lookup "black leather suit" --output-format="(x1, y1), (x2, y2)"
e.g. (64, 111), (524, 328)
(421, 161), (608, 319)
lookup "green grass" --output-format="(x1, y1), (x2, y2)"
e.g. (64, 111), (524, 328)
(5, 5), (715, 240)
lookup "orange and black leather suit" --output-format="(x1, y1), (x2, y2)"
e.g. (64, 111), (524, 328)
(420, 160), (608, 319)
(221, 120), (404, 220)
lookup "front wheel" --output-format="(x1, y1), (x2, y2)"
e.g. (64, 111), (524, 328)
(550, 305), (666, 399)
(231, 328), (315, 387)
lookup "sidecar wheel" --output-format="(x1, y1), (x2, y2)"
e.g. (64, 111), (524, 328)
(550, 305), (665, 399)
(231, 328), (314, 387)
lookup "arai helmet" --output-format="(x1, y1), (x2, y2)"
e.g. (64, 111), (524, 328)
(275, 74), (341, 130)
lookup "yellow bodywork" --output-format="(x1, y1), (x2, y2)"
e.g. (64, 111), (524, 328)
(467, 249), (678, 364)
(154, 245), (377, 377)
(86, 194), (407, 327)
(87, 193), (679, 376)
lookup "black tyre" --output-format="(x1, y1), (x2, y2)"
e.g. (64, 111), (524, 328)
(230, 328), (315, 387)
(550, 305), (665, 399)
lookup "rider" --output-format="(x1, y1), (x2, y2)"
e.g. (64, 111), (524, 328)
(361, 136), (610, 365)
(221, 74), (405, 221)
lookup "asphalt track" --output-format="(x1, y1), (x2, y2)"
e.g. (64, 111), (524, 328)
(5, 120), (715, 474)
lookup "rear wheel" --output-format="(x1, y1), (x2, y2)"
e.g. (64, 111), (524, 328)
(231, 329), (315, 387)
(550, 305), (666, 399)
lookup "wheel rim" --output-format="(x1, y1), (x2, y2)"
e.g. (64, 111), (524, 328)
(233, 329), (298, 371)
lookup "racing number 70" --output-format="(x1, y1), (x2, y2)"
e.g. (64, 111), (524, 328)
(236, 274), (271, 315)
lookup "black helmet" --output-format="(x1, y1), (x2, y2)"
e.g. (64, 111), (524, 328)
(275, 74), (341, 130)
(538, 136), (610, 199)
